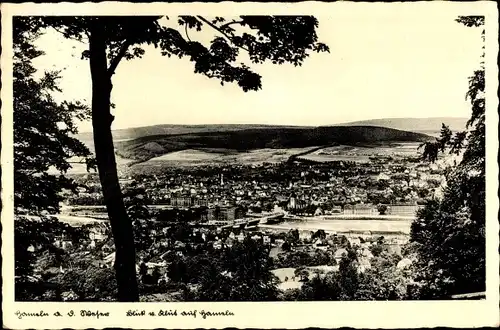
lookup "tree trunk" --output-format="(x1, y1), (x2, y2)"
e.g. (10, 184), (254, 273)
(88, 19), (139, 302)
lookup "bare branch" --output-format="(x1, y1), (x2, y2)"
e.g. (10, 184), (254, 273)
(196, 16), (250, 53)
(219, 20), (244, 30)
(184, 24), (192, 42)
(51, 26), (87, 43)
(108, 39), (132, 76)
(67, 161), (89, 164)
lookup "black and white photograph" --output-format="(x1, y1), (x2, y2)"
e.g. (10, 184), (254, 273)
(1, 1), (499, 329)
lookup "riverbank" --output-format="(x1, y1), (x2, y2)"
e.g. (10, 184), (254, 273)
(259, 218), (412, 235)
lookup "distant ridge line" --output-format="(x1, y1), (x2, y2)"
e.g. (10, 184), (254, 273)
(334, 117), (468, 132)
(78, 116), (467, 139)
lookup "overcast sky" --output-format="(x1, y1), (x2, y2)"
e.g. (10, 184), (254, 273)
(32, 11), (484, 132)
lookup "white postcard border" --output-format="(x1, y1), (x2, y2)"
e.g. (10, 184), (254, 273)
(1, 2), (499, 329)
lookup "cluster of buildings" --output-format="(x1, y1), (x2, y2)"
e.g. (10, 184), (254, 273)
(62, 149), (452, 244)
(63, 153), (447, 240)
(145, 158), (441, 214)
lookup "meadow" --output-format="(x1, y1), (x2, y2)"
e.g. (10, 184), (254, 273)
(297, 142), (422, 163)
(142, 147), (320, 167)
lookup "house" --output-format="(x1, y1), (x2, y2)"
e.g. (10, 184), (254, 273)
(174, 240), (186, 249)
(357, 257), (371, 273)
(101, 241), (114, 253)
(343, 204), (374, 215)
(313, 239), (328, 251)
(314, 207), (324, 216)
(54, 237), (73, 250)
(251, 234), (261, 241)
(225, 237), (235, 248)
(386, 203), (421, 216)
(104, 252), (115, 267)
(89, 231), (107, 241)
(348, 237), (361, 246)
(358, 247), (374, 260)
(146, 261), (167, 268)
(397, 258), (413, 270)
(330, 206), (342, 213)
(334, 248), (348, 262)
(299, 230), (313, 241)
(287, 193), (308, 210)
(377, 173), (390, 181)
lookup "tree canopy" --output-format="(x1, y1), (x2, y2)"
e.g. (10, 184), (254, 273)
(411, 15), (485, 298)
(24, 16), (329, 91)
(13, 18), (95, 301)
(16, 15), (329, 301)
(13, 19), (94, 216)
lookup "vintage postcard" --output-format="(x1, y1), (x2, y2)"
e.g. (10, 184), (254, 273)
(1, 1), (499, 329)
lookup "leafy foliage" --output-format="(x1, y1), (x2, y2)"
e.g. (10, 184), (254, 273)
(54, 265), (118, 301)
(13, 19), (94, 215)
(297, 248), (359, 300)
(13, 21), (94, 300)
(24, 15), (329, 92)
(377, 204), (388, 215)
(18, 15), (329, 301)
(356, 256), (409, 300)
(122, 183), (154, 252)
(167, 238), (280, 301)
(410, 16), (486, 298)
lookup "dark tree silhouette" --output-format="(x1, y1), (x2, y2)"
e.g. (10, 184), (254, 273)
(13, 18), (94, 301)
(18, 15), (329, 301)
(13, 19), (94, 216)
(195, 238), (280, 301)
(377, 204), (388, 215)
(411, 16), (485, 298)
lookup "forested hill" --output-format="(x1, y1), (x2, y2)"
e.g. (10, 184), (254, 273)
(78, 124), (308, 143)
(108, 125), (434, 162)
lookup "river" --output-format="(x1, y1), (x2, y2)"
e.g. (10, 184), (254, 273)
(259, 217), (413, 235)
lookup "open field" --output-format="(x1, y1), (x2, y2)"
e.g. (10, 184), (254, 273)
(47, 154), (136, 176)
(297, 142), (422, 163)
(139, 147), (320, 167)
(58, 141), (426, 174)
(68, 124), (434, 170)
(113, 125), (432, 162)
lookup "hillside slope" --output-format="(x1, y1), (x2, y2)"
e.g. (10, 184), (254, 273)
(77, 123), (309, 149)
(336, 117), (468, 133)
(114, 125), (434, 162)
